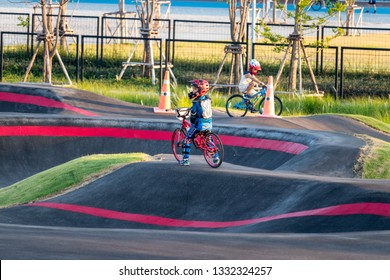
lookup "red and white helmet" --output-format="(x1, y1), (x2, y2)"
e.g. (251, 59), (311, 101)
(188, 79), (210, 99)
(249, 59), (261, 74)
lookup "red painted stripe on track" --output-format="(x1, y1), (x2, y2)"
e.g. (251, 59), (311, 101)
(0, 91), (98, 116)
(0, 126), (308, 154)
(29, 202), (390, 228)
(0, 126), (172, 140)
(219, 135), (307, 154)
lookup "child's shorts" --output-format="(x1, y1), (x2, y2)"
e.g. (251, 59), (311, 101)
(239, 84), (256, 95)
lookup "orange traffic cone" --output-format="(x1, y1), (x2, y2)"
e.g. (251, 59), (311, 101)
(259, 76), (281, 118)
(154, 69), (174, 114)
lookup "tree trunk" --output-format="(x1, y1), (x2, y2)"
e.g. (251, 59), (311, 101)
(41, 1), (52, 83)
(47, 0), (53, 34)
(232, 53), (241, 84)
(345, 6), (353, 36)
(43, 40), (53, 83)
(24, 1), (71, 85)
(142, 37), (152, 78)
(136, 0), (156, 79)
(59, 3), (68, 49)
(288, 38), (299, 91)
(287, 2), (302, 92)
(227, 0), (250, 88)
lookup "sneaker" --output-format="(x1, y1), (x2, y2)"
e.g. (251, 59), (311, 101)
(365, 10), (369, 13)
(374, 10), (376, 13)
(213, 157), (220, 164)
(180, 159), (190, 166)
(250, 109), (258, 113)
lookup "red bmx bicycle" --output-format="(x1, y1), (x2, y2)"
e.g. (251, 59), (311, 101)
(171, 108), (224, 168)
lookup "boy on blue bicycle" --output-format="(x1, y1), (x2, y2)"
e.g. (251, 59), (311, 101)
(180, 79), (215, 166)
(239, 59), (265, 99)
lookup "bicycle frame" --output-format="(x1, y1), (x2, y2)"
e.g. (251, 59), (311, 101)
(250, 88), (266, 107)
(175, 108), (206, 149)
(180, 114), (191, 131)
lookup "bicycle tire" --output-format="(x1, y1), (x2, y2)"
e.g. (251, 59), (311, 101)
(203, 132), (224, 168)
(171, 128), (186, 162)
(225, 94), (248, 117)
(258, 95), (283, 116)
(311, 1), (322, 11)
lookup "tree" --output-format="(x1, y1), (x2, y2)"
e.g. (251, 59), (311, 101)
(260, 0), (345, 93)
(344, 0), (357, 36)
(134, 0), (158, 79)
(24, 0), (72, 85)
(212, 1), (250, 89)
(227, 0), (251, 85)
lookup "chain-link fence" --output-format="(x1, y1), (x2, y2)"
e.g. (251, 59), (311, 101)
(0, 31), (79, 83)
(1, 13), (390, 97)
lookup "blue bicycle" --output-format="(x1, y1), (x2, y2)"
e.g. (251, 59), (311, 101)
(225, 86), (283, 117)
(310, 0), (337, 11)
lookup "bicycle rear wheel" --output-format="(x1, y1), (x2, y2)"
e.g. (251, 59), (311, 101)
(203, 132), (224, 168)
(171, 128), (186, 162)
(258, 95), (283, 116)
(226, 94), (248, 117)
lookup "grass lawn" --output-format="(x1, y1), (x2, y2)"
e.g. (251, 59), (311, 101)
(0, 153), (152, 208)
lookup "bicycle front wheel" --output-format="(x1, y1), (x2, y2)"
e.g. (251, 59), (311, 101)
(203, 132), (224, 168)
(258, 95), (283, 116)
(311, 1), (322, 11)
(171, 128), (186, 162)
(226, 94), (248, 117)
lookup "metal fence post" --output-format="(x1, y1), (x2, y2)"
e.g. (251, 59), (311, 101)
(339, 47), (344, 99)
(0, 32), (3, 82)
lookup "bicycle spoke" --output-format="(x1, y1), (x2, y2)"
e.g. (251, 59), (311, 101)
(171, 128), (186, 162)
(203, 132), (224, 168)
(226, 95), (248, 117)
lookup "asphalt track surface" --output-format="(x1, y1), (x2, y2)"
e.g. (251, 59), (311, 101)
(1, 83), (390, 260)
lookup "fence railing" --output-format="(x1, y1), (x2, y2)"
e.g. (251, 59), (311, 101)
(0, 31), (80, 83)
(0, 12), (30, 33)
(167, 38), (248, 87)
(80, 35), (163, 87)
(173, 19), (231, 41)
(340, 46), (390, 98)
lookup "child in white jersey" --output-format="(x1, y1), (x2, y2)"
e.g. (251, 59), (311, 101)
(238, 59), (265, 99)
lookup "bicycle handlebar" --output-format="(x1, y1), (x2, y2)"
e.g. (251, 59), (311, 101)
(175, 108), (191, 121)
